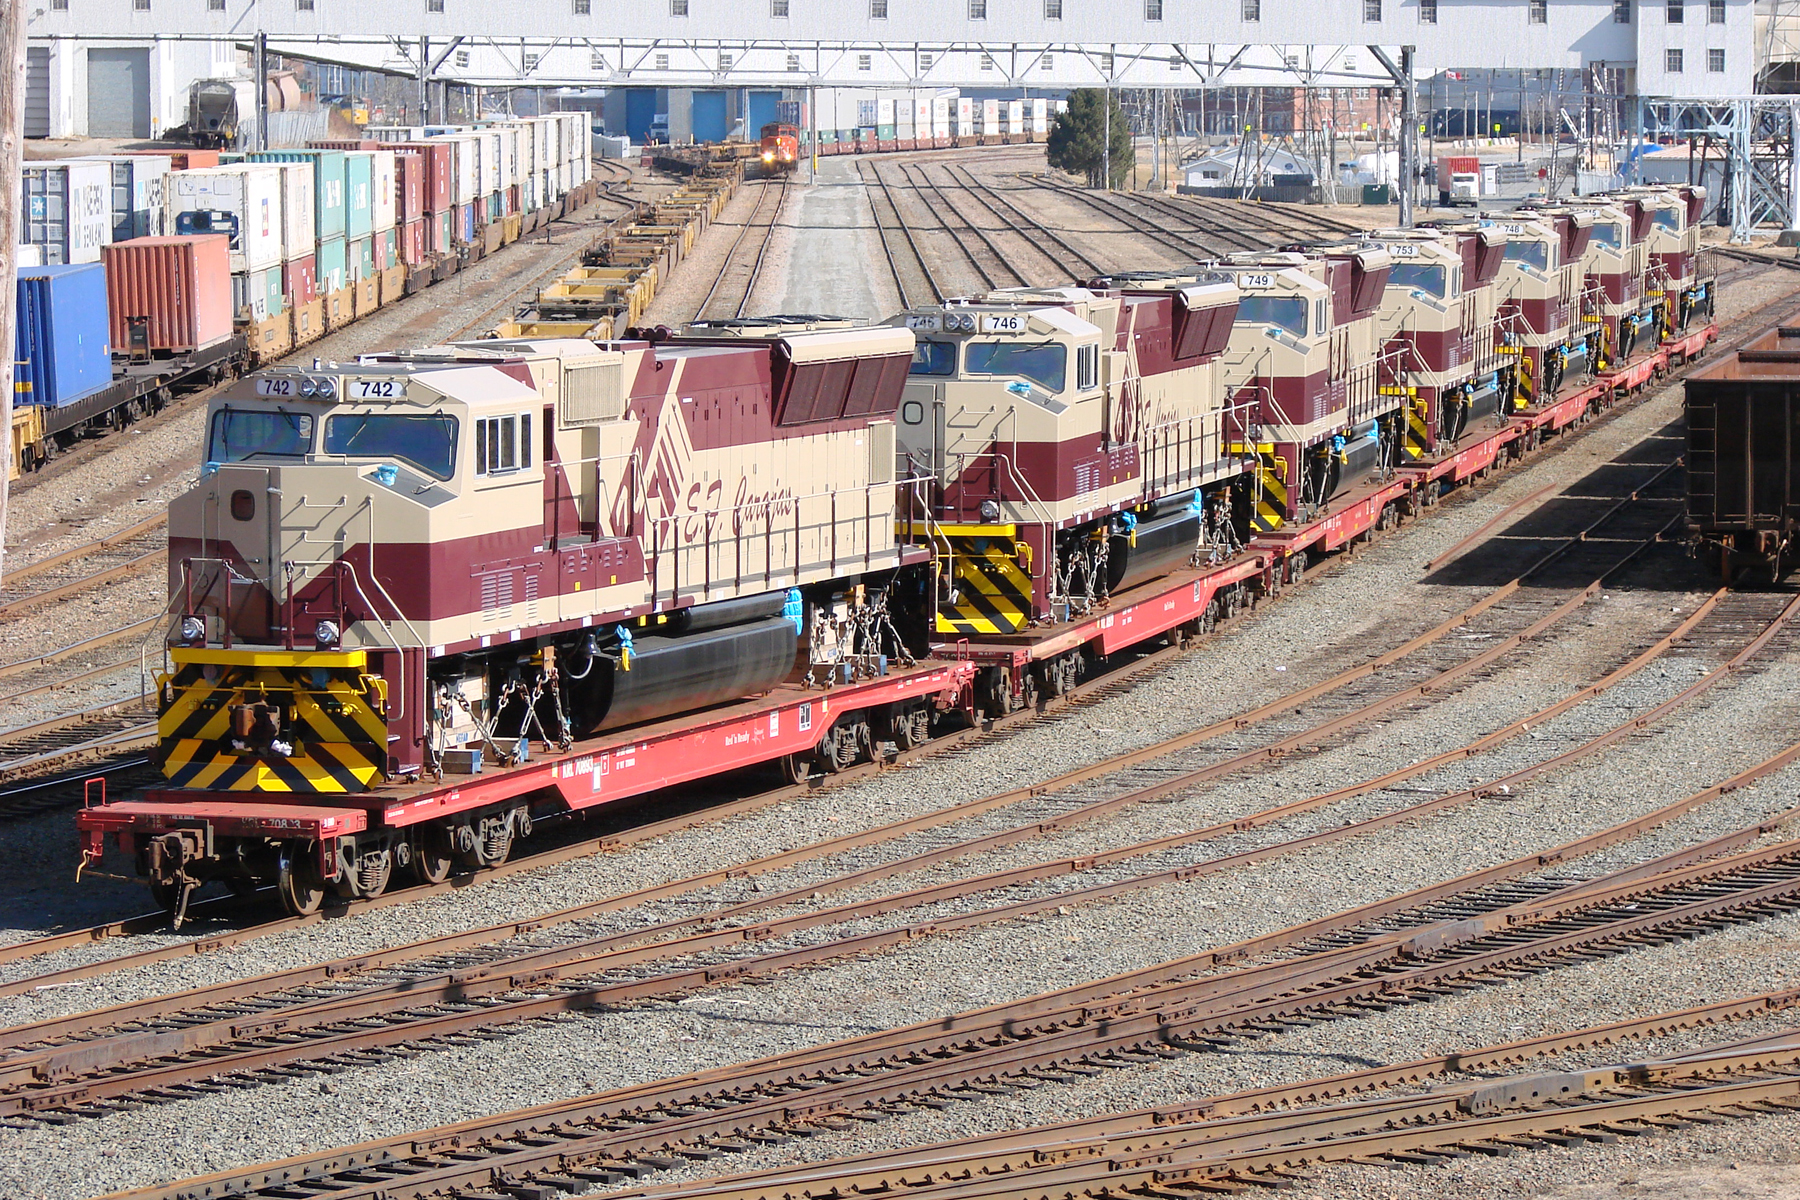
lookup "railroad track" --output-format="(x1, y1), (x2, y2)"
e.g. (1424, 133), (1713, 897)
(594, 1013), (1800, 1200)
(692, 176), (791, 321)
(88, 790), (1800, 1199)
(857, 158), (943, 307)
(0, 492), (1775, 1124)
(897, 162), (1035, 290)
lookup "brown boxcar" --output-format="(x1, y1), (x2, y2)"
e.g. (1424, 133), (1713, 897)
(1686, 318), (1800, 579)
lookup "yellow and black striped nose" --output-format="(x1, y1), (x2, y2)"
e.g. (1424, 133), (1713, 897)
(937, 536), (1034, 636)
(155, 648), (388, 793)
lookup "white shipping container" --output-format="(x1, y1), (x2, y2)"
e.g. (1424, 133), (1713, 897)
(20, 160), (113, 264)
(1005, 100), (1023, 132)
(981, 99), (1000, 133)
(955, 98), (973, 137)
(1029, 98), (1049, 133)
(369, 149), (396, 232)
(77, 154), (172, 241)
(566, 112), (587, 167)
(364, 126), (423, 142)
(267, 161), (317, 262)
(932, 97), (952, 141)
(477, 131), (501, 196)
(491, 125), (517, 190)
(167, 165), (285, 274)
(16, 244), (42, 268)
(533, 117), (558, 168)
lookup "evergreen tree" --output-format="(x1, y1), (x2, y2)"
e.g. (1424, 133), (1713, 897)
(1046, 89), (1135, 189)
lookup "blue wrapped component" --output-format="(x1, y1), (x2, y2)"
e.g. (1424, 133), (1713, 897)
(614, 623), (635, 670)
(15, 264), (113, 409)
(783, 587), (805, 634)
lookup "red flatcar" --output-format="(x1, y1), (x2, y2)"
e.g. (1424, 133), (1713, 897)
(759, 122), (800, 172)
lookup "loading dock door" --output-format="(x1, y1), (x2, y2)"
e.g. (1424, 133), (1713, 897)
(87, 48), (151, 139)
(25, 47), (50, 137)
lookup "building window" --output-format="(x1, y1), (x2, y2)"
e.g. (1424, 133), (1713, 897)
(980, 53), (994, 70)
(1614, 0), (1631, 19)
(1242, 0), (1259, 18)
(1045, 0), (1063, 14)
(50, 0), (68, 8)
(475, 415), (529, 476)
(969, 0), (985, 17)
(455, 48), (470, 67)
(1529, 0), (1546, 21)
(858, 53), (872, 70)
(770, 0), (787, 14)
(523, 52), (539, 71)
(1363, 0), (1380, 20)
(919, 51), (933, 69)
(133, 0), (149, 9)
(670, 0), (688, 14)
(208, 0), (224, 9)
(1709, 0), (1724, 19)
(1100, 52), (1114, 73)
(1709, 47), (1726, 71)
(1145, 0), (1162, 18)
(870, 0), (888, 15)
(719, 51), (733, 69)
(1419, 0), (1436, 21)
(1666, 47), (1684, 71)
(655, 51), (670, 68)
(573, 0), (589, 10)
(426, 0), (443, 11)
(1666, 0), (1682, 21)
(1039, 53), (1053, 70)
(787, 53), (802, 70)
(297, 0), (314, 10)
(590, 50), (606, 69)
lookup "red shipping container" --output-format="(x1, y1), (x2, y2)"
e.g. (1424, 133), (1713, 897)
(394, 152), (426, 222)
(396, 144), (452, 214)
(399, 218), (427, 265)
(283, 254), (317, 306)
(505, 185), (520, 216)
(130, 149), (220, 172)
(101, 235), (234, 353)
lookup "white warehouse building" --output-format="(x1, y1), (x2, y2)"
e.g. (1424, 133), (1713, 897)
(25, 0), (1761, 140)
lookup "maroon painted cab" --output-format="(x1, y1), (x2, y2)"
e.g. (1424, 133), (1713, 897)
(100, 235), (234, 354)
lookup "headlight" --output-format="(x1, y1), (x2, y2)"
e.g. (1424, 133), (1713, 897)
(316, 377), (337, 398)
(979, 499), (1002, 522)
(299, 377), (318, 397)
(314, 619), (341, 648)
(180, 615), (207, 644)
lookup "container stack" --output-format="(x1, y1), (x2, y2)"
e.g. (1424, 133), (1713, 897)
(100, 235), (235, 356)
(14, 264), (113, 409)
(167, 164), (284, 325)
(21, 161), (114, 264)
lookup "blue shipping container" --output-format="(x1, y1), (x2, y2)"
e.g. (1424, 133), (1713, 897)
(15, 264), (113, 409)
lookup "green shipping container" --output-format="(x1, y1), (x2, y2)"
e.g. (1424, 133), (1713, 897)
(264, 268), (286, 317)
(376, 226), (397, 271)
(486, 192), (502, 222)
(349, 235), (374, 281)
(345, 151), (374, 240)
(250, 149), (347, 241)
(317, 235), (348, 294)
(1361, 184), (1392, 206)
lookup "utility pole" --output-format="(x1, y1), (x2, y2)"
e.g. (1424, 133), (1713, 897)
(418, 36), (430, 125)
(254, 31), (269, 150)
(0, 0), (26, 585)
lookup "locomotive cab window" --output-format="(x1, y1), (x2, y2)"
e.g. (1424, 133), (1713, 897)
(1654, 207), (1681, 232)
(325, 413), (460, 480)
(475, 414), (533, 476)
(1388, 262), (1447, 298)
(1234, 295), (1307, 337)
(964, 340), (1067, 392)
(1590, 222), (1623, 248)
(910, 340), (957, 375)
(209, 408), (314, 463)
(1502, 240), (1549, 272)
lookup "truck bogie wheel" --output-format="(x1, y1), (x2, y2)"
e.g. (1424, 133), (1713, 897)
(278, 848), (326, 916)
(412, 826), (455, 885)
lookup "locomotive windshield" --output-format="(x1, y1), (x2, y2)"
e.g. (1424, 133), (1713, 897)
(964, 340), (1067, 392)
(1388, 263), (1447, 298)
(1234, 296), (1307, 337)
(910, 340), (957, 375)
(208, 408), (314, 463)
(1653, 207), (1681, 232)
(1590, 223), (1622, 248)
(323, 412), (460, 480)
(1502, 240), (1549, 271)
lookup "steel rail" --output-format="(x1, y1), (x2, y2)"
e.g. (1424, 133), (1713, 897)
(600, 999), (1800, 1200)
(0, 544), (166, 622)
(893, 161), (1011, 291)
(0, 511), (168, 587)
(1019, 178), (1247, 260)
(692, 176), (789, 322)
(96, 840), (1800, 1200)
(857, 159), (942, 306)
(905, 163), (1038, 287)
(0, 617), (162, 687)
(946, 165), (1109, 279)
(2, 584), (1778, 1116)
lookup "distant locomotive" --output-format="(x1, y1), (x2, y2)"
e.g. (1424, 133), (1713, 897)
(759, 123), (801, 173)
